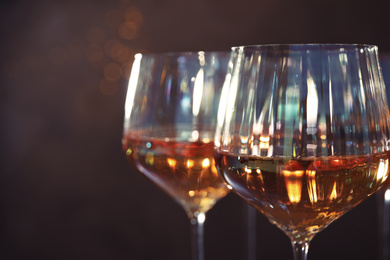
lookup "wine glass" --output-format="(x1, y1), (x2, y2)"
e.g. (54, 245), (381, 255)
(122, 51), (231, 260)
(214, 44), (390, 260)
(377, 53), (390, 260)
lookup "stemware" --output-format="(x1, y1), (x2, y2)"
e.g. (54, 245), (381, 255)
(377, 53), (390, 260)
(122, 51), (231, 260)
(377, 185), (390, 260)
(215, 44), (390, 260)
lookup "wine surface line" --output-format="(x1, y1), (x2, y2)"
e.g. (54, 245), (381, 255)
(123, 130), (229, 218)
(215, 150), (390, 240)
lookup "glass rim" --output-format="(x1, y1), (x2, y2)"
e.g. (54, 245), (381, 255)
(231, 43), (378, 51)
(132, 51), (231, 59)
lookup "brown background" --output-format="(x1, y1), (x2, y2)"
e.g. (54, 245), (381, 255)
(1, 0), (390, 259)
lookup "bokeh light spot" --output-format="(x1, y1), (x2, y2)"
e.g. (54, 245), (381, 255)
(104, 62), (122, 81)
(114, 45), (131, 63)
(104, 39), (122, 58)
(124, 6), (144, 26)
(118, 22), (138, 40)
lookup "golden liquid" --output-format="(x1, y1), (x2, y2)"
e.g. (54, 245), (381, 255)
(123, 134), (229, 217)
(216, 151), (390, 240)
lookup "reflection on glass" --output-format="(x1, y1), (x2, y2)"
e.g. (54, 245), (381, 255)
(215, 44), (390, 260)
(123, 51), (231, 260)
(283, 170), (304, 204)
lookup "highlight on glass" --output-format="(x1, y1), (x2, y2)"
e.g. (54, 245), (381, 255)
(122, 51), (231, 260)
(214, 44), (390, 260)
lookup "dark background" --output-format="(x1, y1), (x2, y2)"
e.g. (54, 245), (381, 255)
(1, 0), (390, 259)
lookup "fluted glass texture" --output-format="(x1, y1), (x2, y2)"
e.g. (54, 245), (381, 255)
(124, 51), (230, 216)
(217, 44), (390, 157)
(123, 51), (231, 260)
(215, 44), (390, 244)
(124, 52), (230, 137)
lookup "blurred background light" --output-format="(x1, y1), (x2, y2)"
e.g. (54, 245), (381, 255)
(1, 0), (390, 259)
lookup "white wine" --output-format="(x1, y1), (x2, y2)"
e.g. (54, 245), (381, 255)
(216, 151), (390, 240)
(123, 132), (229, 217)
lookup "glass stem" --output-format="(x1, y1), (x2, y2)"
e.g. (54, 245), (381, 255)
(246, 204), (257, 260)
(382, 188), (390, 260)
(291, 240), (310, 260)
(191, 212), (205, 260)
